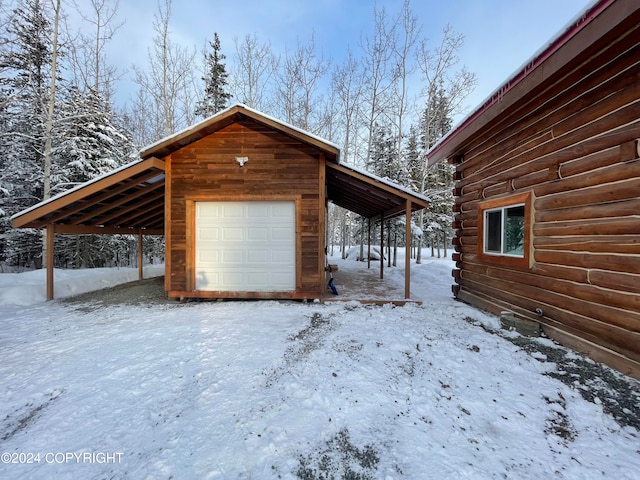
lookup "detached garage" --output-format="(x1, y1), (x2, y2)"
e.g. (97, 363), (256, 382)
(12, 104), (429, 302)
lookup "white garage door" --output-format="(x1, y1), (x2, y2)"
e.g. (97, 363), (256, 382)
(195, 201), (296, 292)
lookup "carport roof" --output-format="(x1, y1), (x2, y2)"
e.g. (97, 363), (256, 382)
(11, 157), (166, 234)
(12, 104), (428, 233)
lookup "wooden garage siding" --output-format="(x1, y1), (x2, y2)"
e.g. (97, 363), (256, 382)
(167, 119), (323, 298)
(450, 19), (640, 374)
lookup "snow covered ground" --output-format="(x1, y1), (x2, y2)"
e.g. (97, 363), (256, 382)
(1, 253), (638, 479)
(0, 264), (165, 306)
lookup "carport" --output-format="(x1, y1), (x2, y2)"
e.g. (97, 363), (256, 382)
(12, 105), (429, 302)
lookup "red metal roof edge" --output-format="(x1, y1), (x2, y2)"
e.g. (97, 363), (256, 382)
(426, 0), (615, 164)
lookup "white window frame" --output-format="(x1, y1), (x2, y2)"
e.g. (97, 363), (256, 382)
(483, 203), (526, 258)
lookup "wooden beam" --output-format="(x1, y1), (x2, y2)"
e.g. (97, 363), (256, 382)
(405, 200), (411, 299)
(95, 190), (164, 224)
(69, 180), (165, 225)
(46, 224), (54, 301)
(29, 170), (165, 228)
(52, 224), (163, 235)
(123, 209), (165, 230)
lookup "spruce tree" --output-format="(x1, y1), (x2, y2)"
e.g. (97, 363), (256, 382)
(195, 32), (230, 118)
(53, 86), (131, 190)
(0, 0), (53, 267)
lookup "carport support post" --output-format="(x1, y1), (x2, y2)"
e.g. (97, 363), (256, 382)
(46, 224), (54, 300)
(138, 229), (144, 281)
(380, 216), (384, 280)
(367, 218), (371, 269)
(405, 201), (412, 299)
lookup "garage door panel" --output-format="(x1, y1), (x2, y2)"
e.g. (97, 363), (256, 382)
(222, 204), (244, 217)
(198, 249), (219, 263)
(246, 272), (268, 287)
(197, 271), (220, 288)
(195, 201), (296, 292)
(270, 271), (295, 286)
(271, 249), (293, 263)
(247, 250), (268, 263)
(247, 227), (269, 242)
(221, 228), (243, 241)
(247, 203), (269, 218)
(197, 227), (219, 241)
(271, 227), (293, 241)
(198, 204), (222, 218)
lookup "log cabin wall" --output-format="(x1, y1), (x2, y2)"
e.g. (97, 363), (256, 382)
(450, 11), (640, 378)
(166, 118), (323, 299)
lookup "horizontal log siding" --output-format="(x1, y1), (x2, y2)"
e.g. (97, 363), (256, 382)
(168, 119), (322, 298)
(451, 21), (640, 376)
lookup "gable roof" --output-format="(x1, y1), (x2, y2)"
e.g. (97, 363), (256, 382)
(140, 103), (341, 162)
(12, 105), (428, 233)
(427, 0), (628, 165)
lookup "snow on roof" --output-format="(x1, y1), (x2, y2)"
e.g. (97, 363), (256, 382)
(140, 103), (342, 161)
(336, 161), (431, 204)
(10, 158), (159, 221)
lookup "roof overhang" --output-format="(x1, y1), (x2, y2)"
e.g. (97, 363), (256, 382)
(326, 162), (429, 220)
(11, 157), (166, 235)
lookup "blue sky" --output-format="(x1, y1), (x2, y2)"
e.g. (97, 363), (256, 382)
(108, 0), (595, 121)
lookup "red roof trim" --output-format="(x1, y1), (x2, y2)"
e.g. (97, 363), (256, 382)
(427, 0), (615, 163)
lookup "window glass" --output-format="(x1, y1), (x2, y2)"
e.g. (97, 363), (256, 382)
(503, 205), (525, 256)
(485, 210), (502, 253)
(484, 204), (524, 257)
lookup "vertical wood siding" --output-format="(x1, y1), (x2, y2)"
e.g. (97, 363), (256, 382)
(166, 119), (322, 298)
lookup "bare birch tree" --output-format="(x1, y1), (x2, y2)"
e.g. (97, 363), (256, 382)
(132, 0), (196, 140)
(40, 0), (61, 264)
(391, 0), (420, 171)
(331, 49), (364, 165)
(275, 33), (329, 133)
(415, 24), (477, 263)
(42, 0), (61, 204)
(229, 33), (277, 111)
(360, 4), (398, 164)
(68, 0), (123, 100)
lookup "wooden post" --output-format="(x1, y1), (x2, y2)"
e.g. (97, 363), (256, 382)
(380, 216), (384, 280)
(367, 218), (371, 269)
(405, 201), (412, 300)
(46, 224), (54, 300)
(318, 153), (327, 297)
(138, 229), (144, 281)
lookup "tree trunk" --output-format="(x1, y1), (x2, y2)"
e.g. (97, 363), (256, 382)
(42, 0), (62, 264)
(443, 230), (448, 258)
(392, 230), (397, 267)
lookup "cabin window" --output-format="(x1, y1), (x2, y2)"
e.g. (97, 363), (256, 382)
(478, 191), (533, 268)
(484, 204), (525, 256)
